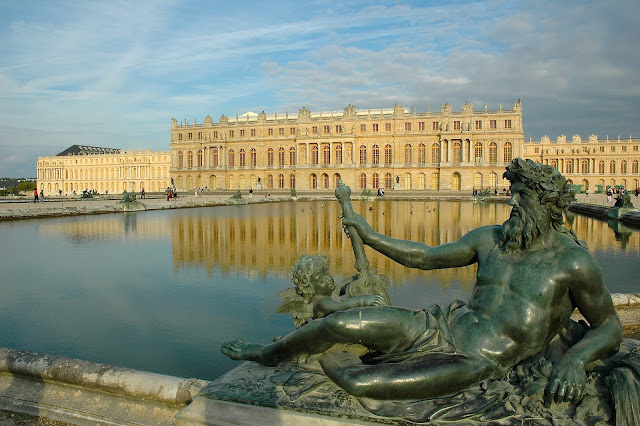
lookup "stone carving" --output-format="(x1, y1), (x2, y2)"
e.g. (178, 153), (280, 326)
(462, 101), (473, 113)
(220, 159), (638, 424)
(298, 107), (311, 122)
(393, 104), (404, 117)
(343, 104), (357, 119)
(614, 193), (635, 209)
(441, 102), (452, 114)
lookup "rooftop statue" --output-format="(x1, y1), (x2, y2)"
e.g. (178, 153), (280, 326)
(220, 159), (638, 424)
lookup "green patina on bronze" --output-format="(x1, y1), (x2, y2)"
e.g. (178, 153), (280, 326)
(221, 158), (639, 424)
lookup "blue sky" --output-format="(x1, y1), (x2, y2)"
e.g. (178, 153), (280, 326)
(1, 0), (638, 177)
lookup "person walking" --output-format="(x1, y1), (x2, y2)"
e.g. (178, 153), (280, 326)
(33, 188), (39, 203)
(249, 188), (253, 198)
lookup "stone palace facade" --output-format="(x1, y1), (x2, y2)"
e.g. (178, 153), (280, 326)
(169, 100), (524, 192)
(36, 100), (640, 195)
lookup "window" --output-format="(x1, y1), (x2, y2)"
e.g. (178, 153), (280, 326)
(187, 151), (194, 168)
(610, 161), (616, 174)
(634, 146), (639, 152)
(565, 160), (573, 174)
(311, 145), (318, 165)
(239, 129), (245, 137)
(323, 125), (330, 134)
(335, 145), (342, 164)
(239, 149), (246, 167)
(475, 120), (482, 130)
(268, 128), (274, 136)
(335, 125), (342, 134)
(622, 146), (627, 152)
(372, 124), (379, 132)
(178, 151), (184, 168)
(474, 143), (483, 163)
(197, 150), (203, 167)
(454, 121), (460, 131)
(212, 148), (219, 167)
(490, 120), (497, 129)
(178, 133), (183, 141)
(385, 173), (393, 189)
(610, 146), (616, 152)
(621, 160), (627, 174)
(278, 148), (285, 166)
(405, 122), (411, 131)
(372, 173), (379, 189)
(633, 160), (639, 174)
(404, 144), (412, 164)
(432, 121), (439, 131)
(267, 148), (274, 166)
(418, 122), (425, 131)
(279, 174), (284, 189)
(503, 142), (513, 162)
(432, 143), (440, 163)
(360, 124), (366, 132)
(213, 131), (218, 139)
(385, 123), (391, 131)
(188, 132), (193, 140)
(198, 131), (203, 140)
(289, 147), (296, 166)
(229, 130), (234, 138)
(278, 128), (284, 135)
(312, 126), (318, 134)
(251, 129), (256, 137)
(372, 145), (380, 165)
(598, 161), (605, 174)
(290, 127), (296, 135)
(359, 145), (367, 164)
(228, 150), (234, 167)
(290, 174), (296, 189)
(359, 173), (367, 190)
(417, 144), (426, 165)
(384, 145), (392, 165)
(505, 119), (512, 129)
(251, 149), (257, 167)
(323, 145), (330, 165)
(600, 146), (605, 153)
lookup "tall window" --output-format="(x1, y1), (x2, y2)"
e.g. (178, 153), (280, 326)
(490, 120), (497, 129)
(251, 148), (257, 167)
(359, 145), (367, 165)
(289, 147), (296, 166)
(454, 121), (460, 131)
(418, 122), (425, 131)
(610, 161), (616, 174)
(197, 150), (203, 167)
(418, 144), (426, 165)
(474, 143), (483, 163)
(188, 151), (194, 168)
(432, 143), (440, 163)
(475, 120), (482, 130)
(503, 142), (513, 163)
(372, 173), (379, 189)
(431, 173), (439, 190)
(404, 122), (411, 131)
(228, 150), (235, 167)
(432, 121), (439, 131)
(385, 173), (393, 189)
(290, 174), (296, 189)
(489, 142), (497, 163)
(322, 174), (329, 189)
(633, 160), (639, 174)
(452, 142), (461, 164)
(598, 161), (605, 174)
(178, 151), (184, 168)
(278, 147), (285, 166)
(359, 173), (367, 189)
(581, 159), (589, 174)
(384, 145), (392, 165)
(239, 149), (246, 167)
(504, 119), (512, 129)
(385, 123), (391, 131)
(267, 148), (274, 166)
(565, 160), (573, 174)
(311, 145), (319, 165)
(489, 172), (497, 189)
(404, 144), (412, 164)
(372, 145), (380, 165)
(278, 174), (284, 189)
(323, 145), (330, 165)
(372, 124), (379, 132)
(335, 145), (342, 164)
(474, 173), (482, 188)
(621, 160), (627, 174)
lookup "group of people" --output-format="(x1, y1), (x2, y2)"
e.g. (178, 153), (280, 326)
(165, 187), (178, 201)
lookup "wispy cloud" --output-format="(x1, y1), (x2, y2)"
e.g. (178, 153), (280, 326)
(0, 0), (638, 177)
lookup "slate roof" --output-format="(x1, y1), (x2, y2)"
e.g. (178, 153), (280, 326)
(57, 145), (122, 156)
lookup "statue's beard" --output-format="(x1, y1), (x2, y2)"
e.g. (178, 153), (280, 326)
(501, 205), (548, 252)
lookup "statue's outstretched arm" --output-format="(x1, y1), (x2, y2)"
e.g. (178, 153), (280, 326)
(342, 213), (482, 270)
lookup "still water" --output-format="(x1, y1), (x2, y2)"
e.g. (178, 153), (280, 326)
(0, 200), (638, 381)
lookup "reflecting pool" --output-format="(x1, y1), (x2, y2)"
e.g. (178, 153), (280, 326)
(0, 200), (638, 381)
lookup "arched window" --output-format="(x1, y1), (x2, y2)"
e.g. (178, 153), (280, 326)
(598, 161), (605, 174)
(609, 160), (616, 174)
(228, 149), (235, 167)
(404, 144), (412, 164)
(633, 160), (639, 174)
(621, 160), (627, 174)
(290, 174), (296, 189)
(278, 174), (284, 189)
(251, 148), (257, 167)
(372, 145), (380, 165)
(334, 173), (341, 188)
(267, 174), (273, 189)
(267, 148), (274, 166)
(565, 160), (573, 174)
(335, 145), (342, 164)
(489, 172), (497, 189)
(310, 174), (317, 189)
(187, 151), (194, 168)
(359, 145), (367, 164)
(385, 173), (392, 189)
(474, 172), (482, 188)
(551, 159), (558, 169)
(452, 172), (461, 191)
(404, 173), (411, 189)
(452, 141), (461, 164)
(581, 159), (589, 174)
(319, 144), (328, 165)
(359, 173), (367, 189)
(431, 173), (440, 190)
(418, 172), (425, 190)
(503, 142), (513, 163)
(418, 144), (426, 165)
(489, 142), (497, 163)
(197, 150), (203, 167)
(278, 147), (285, 166)
(289, 147), (296, 166)
(372, 173), (379, 189)
(239, 149), (246, 167)
(178, 151), (184, 168)
(431, 143), (440, 164)
(474, 142), (483, 163)
(384, 145), (392, 165)
(212, 148), (219, 167)
(322, 173), (329, 189)
(311, 145), (319, 165)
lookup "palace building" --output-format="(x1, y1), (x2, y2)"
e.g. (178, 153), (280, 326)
(169, 100), (524, 192)
(36, 145), (171, 196)
(522, 134), (640, 192)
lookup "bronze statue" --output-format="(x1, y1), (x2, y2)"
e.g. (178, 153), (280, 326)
(221, 158), (627, 418)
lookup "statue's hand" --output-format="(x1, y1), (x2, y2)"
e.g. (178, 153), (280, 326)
(544, 359), (586, 407)
(358, 294), (386, 307)
(341, 214), (371, 240)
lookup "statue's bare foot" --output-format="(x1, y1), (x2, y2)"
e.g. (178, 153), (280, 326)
(221, 339), (265, 362)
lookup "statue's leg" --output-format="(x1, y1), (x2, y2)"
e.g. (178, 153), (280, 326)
(319, 349), (495, 400)
(256, 307), (424, 365)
